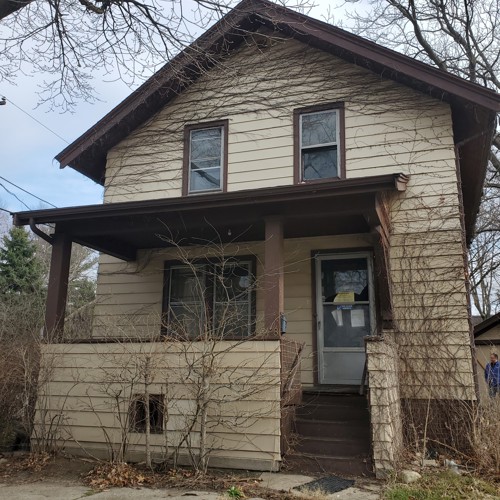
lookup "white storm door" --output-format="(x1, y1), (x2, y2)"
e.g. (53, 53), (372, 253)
(315, 253), (375, 385)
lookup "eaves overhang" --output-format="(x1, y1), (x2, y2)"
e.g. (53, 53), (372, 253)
(14, 173), (409, 261)
(55, 0), (500, 188)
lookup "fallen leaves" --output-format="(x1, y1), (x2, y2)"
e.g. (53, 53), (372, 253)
(83, 462), (152, 490)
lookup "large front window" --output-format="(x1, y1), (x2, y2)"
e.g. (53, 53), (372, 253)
(298, 107), (341, 181)
(162, 259), (254, 339)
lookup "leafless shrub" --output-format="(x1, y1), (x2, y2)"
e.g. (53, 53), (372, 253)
(0, 293), (44, 452)
(61, 237), (282, 475)
(470, 397), (500, 476)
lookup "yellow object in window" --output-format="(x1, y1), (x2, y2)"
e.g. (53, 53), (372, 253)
(333, 292), (355, 303)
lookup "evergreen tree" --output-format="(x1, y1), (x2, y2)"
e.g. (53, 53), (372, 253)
(0, 227), (43, 295)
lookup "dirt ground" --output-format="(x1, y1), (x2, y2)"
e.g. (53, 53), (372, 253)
(0, 453), (381, 500)
(0, 453), (96, 485)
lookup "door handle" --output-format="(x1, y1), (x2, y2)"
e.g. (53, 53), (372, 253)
(317, 320), (321, 330)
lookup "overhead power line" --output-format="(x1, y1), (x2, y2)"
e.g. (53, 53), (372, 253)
(0, 175), (57, 208)
(0, 92), (69, 144)
(0, 182), (32, 211)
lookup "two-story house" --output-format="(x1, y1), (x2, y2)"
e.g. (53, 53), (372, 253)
(13, 0), (500, 477)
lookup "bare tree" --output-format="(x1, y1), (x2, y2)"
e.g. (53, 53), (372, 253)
(0, 0), (313, 110)
(341, 0), (500, 318)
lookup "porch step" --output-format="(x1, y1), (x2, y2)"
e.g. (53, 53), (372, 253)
(301, 393), (368, 406)
(295, 418), (370, 440)
(285, 392), (373, 477)
(296, 436), (369, 456)
(296, 401), (369, 422)
(284, 453), (373, 477)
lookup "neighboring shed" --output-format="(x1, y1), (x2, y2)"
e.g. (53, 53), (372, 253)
(474, 313), (500, 398)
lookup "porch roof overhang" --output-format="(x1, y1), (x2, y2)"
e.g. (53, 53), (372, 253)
(14, 173), (408, 261)
(52, 0), (500, 242)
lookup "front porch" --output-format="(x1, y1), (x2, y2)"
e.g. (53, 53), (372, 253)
(14, 174), (408, 476)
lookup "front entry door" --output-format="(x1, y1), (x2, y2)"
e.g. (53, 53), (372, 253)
(315, 253), (374, 385)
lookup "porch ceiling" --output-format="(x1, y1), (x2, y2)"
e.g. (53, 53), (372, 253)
(13, 173), (408, 261)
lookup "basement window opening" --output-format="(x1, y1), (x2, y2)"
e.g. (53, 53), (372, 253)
(129, 394), (164, 434)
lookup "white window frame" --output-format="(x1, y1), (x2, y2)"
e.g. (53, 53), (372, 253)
(188, 125), (224, 194)
(299, 109), (340, 182)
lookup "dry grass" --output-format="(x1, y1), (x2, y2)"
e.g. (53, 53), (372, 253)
(470, 397), (500, 477)
(383, 470), (500, 500)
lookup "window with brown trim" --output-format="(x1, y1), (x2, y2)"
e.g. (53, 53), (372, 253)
(183, 120), (228, 195)
(294, 103), (345, 183)
(162, 257), (256, 339)
(129, 394), (164, 433)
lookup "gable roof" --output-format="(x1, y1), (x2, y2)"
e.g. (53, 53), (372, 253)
(474, 312), (500, 339)
(55, 0), (500, 240)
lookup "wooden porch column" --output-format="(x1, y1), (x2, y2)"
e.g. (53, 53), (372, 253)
(264, 216), (284, 335)
(45, 232), (72, 340)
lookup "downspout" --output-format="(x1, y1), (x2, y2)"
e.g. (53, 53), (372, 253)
(29, 218), (53, 245)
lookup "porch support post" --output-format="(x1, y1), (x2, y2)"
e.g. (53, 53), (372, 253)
(264, 216), (284, 335)
(373, 193), (394, 330)
(45, 232), (72, 340)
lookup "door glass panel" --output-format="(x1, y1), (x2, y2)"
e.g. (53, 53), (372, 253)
(321, 258), (370, 349)
(323, 304), (370, 347)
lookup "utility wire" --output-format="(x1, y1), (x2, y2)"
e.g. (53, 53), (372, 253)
(0, 207), (11, 215)
(0, 182), (32, 211)
(0, 93), (61, 210)
(0, 92), (69, 144)
(0, 175), (57, 208)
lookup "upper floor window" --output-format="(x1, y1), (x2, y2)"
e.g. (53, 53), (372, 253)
(183, 120), (228, 195)
(294, 104), (344, 183)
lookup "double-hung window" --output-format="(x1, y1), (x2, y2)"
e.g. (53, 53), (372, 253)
(184, 120), (228, 195)
(162, 258), (255, 339)
(296, 105), (343, 182)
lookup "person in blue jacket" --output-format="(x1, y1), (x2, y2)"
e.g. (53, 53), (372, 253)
(485, 353), (500, 397)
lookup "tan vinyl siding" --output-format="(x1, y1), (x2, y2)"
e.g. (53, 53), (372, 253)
(94, 222), (474, 399)
(98, 34), (475, 400)
(93, 242), (266, 338)
(104, 37), (456, 203)
(34, 341), (281, 469)
(94, 234), (373, 389)
(388, 190), (475, 399)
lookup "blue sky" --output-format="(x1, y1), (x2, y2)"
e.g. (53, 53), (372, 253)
(0, 76), (130, 213)
(0, 0), (352, 217)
